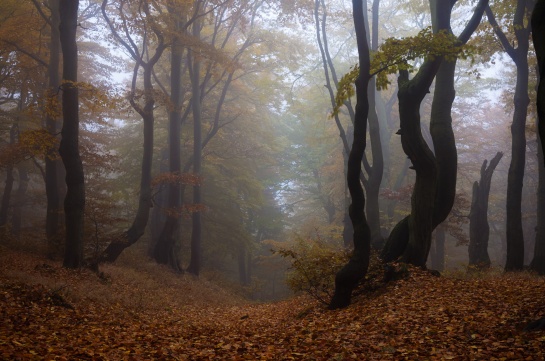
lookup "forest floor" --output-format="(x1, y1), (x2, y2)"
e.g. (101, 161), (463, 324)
(1, 246), (545, 361)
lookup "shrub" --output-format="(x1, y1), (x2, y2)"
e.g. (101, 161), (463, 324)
(275, 237), (350, 305)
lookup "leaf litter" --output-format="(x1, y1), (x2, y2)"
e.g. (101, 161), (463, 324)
(1, 248), (544, 360)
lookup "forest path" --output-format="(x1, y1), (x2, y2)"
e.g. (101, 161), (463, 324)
(1, 247), (544, 360)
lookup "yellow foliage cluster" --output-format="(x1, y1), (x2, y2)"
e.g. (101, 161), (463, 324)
(332, 27), (477, 116)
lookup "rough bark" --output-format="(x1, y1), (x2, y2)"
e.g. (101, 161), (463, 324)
(530, 141), (545, 274)
(59, 0), (85, 269)
(533, 0), (545, 165)
(468, 152), (503, 269)
(45, 0), (64, 259)
(328, 0), (371, 310)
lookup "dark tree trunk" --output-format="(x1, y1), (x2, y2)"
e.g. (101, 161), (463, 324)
(45, 0), (64, 259)
(149, 148), (169, 257)
(430, 224), (445, 271)
(100, 64), (157, 263)
(468, 152), (503, 269)
(153, 11), (184, 272)
(533, 0), (545, 166)
(12, 164), (29, 237)
(59, 0), (85, 269)
(187, 16), (203, 276)
(486, 2), (531, 271)
(0, 123), (17, 231)
(383, 0), (488, 266)
(98, 0), (166, 264)
(530, 141), (545, 274)
(328, 0), (371, 310)
(365, 0), (384, 250)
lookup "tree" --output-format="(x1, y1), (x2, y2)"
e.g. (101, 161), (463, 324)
(43, 0), (65, 259)
(530, 142), (544, 274)
(381, 0), (488, 266)
(58, 0), (84, 269)
(468, 151), (503, 269)
(98, 0), (167, 264)
(485, 0), (534, 271)
(328, 0), (372, 310)
(533, 0), (545, 164)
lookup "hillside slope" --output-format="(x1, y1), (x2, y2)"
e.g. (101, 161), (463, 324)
(1, 247), (544, 360)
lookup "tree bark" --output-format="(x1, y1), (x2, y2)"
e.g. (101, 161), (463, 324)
(486, 2), (531, 271)
(0, 123), (17, 231)
(533, 0), (545, 166)
(328, 0), (371, 310)
(430, 223), (445, 271)
(187, 14), (203, 276)
(530, 141), (545, 274)
(468, 152), (503, 269)
(153, 9), (184, 272)
(59, 0), (85, 269)
(45, 0), (64, 259)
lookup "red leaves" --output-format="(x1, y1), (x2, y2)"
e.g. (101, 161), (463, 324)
(1, 250), (545, 360)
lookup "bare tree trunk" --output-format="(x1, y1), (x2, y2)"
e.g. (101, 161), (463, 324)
(329, 0), (371, 310)
(533, 0), (545, 165)
(12, 164), (29, 237)
(430, 223), (445, 271)
(45, 0), (64, 259)
(468, 152), (503, 269)
(530, 141), (545, 274)
(0, 123), (17, 232)
(187, 15), (203, 276)
(486, 2), (532, 271)
(153, 10), (184, 272)
(59, 0), (85, 269)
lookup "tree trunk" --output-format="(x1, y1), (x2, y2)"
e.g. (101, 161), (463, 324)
(365, 0), (384, 250)
(12, 164), (29, 237)
(97, 0), (166, 265)
(59, 0), (85, 269)
(187, 16), (203, 276)
(153, 11), (184, 271)
(486, 2), (531, 271)
(430, 223), (445, 272)
(328, 0), (371, 310)
(468, 152), (503, 269)
(100, 64), (156, 263)
(0, 123), (17, 232)
(530, 141), (545, 274)
(45, 0), (64, 260)
(533, 0), (545, 166)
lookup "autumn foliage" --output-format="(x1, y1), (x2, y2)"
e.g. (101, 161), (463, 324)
(1, 247), (544, 360)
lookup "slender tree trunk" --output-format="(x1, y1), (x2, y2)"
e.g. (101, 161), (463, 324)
(12, 164), (29, 237)
(98, 0), (166, 264)
(533, 0), (545, 165)
(187, 16), (203, 276)
(45, 0), (63, 259)
(430, 223), (445, 271)
(153, 12), (184, 271)
(468, 152), (503, 269)
(486, 2), (531, 271)
(0, 123), (17, 231)
(329, 0), (371, 310)
(59, 0), (84, 269)
(530, 141), (545, 274)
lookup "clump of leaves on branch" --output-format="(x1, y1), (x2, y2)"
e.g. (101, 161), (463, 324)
(332, 27), (477, 115)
